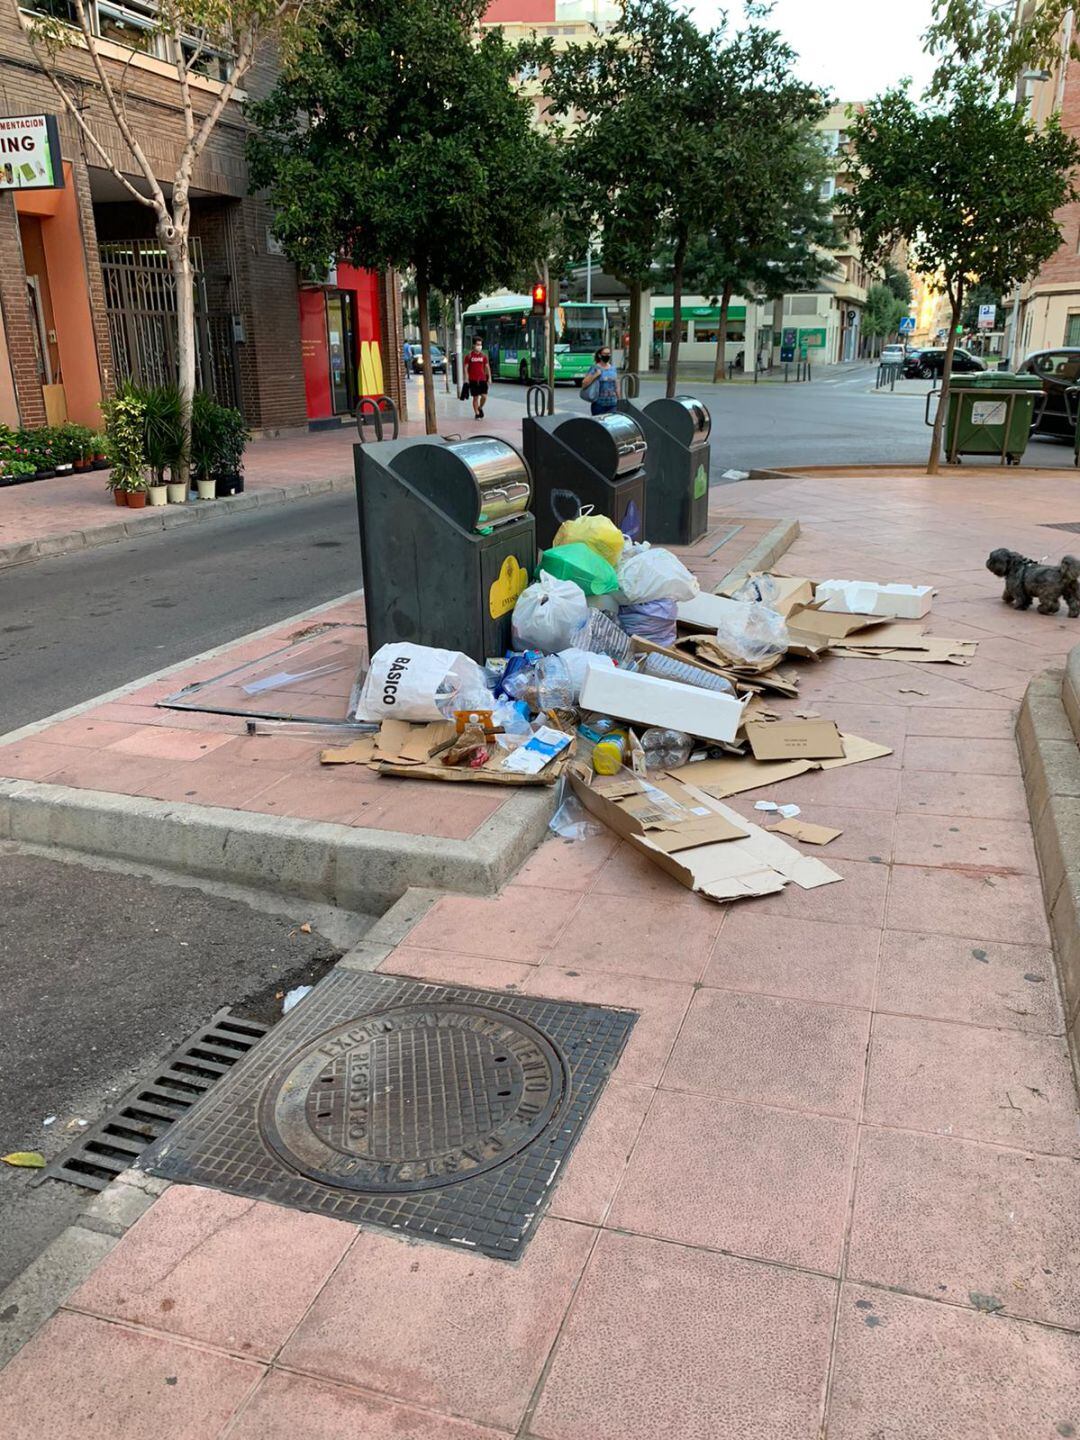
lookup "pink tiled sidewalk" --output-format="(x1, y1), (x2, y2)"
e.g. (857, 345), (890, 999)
(4, 466), (1080, 1436)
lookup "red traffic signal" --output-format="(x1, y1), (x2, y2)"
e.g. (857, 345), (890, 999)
(531, 282), (547, 316)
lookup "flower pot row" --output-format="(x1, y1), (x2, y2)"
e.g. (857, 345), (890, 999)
(112, 474), (246, 507)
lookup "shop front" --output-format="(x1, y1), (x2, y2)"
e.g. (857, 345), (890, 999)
(299, 262), (386, 425)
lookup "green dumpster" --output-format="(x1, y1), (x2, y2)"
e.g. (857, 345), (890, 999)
(936, 371), (1044, 466)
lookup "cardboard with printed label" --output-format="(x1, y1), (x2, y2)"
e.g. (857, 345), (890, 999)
(746, 718), (845, 761)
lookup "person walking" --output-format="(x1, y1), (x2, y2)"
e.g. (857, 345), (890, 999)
(465, 335), (492, 419)
(581, 346), (619, 415)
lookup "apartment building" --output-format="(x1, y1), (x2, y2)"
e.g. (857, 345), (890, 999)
(0, 3), (403, 433)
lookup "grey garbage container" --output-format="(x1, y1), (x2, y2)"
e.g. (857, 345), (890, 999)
(618, 394), (710, 545)
(522, 411), (647, 550)
(355, 435), (536, 662)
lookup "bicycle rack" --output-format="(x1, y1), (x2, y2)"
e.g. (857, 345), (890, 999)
(355, 394), (399, 443)
(526, 384), (552, 418)
(622, 372), (641, 399)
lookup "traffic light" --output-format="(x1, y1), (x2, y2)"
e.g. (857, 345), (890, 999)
(531, 282), (547, 317)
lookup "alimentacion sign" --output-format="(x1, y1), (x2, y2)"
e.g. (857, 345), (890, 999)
(0, 115), (63, 191)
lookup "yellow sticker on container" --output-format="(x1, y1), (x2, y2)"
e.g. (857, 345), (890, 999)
(489, 555), (528, 619)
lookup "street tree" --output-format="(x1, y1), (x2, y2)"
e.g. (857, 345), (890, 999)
(840, 78), (1080, 473)
(28, 0), (309, 476)
(862, 283), (906, 355)
(249, 0), (553, 433)
(925, 0), (1080, 96)
(882, 260), (913, 306)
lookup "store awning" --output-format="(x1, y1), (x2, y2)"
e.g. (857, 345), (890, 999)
(653, 305), (747, 321)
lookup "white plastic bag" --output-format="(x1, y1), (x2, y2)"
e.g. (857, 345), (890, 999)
(557, 647), (615, 703)
(713, 602), (789, 664)
(512, 572), (588, 653)
(616, 545), (700, 604)
(352, 643), (487, 722)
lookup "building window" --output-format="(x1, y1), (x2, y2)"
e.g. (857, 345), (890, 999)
(653, 320), (687, 343)
(819, 177), (836, 201)
(1065, 314), (1080, 347)
(25, 0), (234, 70)
(693, 324), (745, 343)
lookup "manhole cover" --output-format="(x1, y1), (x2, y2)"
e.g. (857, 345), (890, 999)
(260, 1004), (565, 1193)
(140, 970), (635, 1259)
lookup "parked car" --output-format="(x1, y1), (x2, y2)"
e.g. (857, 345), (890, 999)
(1016, 348), (1080, 436)
(880, 343), (906, 365)
(902, 346), (986, 379)
(410, 343), (447, 375)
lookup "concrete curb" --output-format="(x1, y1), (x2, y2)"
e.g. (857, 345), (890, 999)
(713, 517), (800, 595)
(0, 473), (354, 571)
(0, 776), (556, 913)
(1017, 659), (1080, 1088)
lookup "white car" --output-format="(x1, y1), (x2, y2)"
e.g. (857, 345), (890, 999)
(880, 343), (906, 364)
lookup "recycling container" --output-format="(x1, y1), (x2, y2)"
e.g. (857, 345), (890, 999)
(522, 411), (647, 549)
(936, 371), (1044, 465)
(618, 394), (710, 544)
(355, 435), (536, 662)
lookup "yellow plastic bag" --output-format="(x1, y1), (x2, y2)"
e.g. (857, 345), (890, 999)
(552, 510), (625, 569)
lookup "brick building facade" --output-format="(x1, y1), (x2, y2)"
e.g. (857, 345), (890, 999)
(0, 7), (405, 433)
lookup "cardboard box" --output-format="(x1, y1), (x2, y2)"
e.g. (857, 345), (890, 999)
(746, 718), (845, 761)
(567, 766), (840, 902)
(578, 664), (746, 745)
(668, 731), (893, 800)
(816, 580), (933, 619)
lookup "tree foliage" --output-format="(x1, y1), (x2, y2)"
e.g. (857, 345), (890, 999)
(925, 0), (1080, 97)
(862, 283), (906, 347)
(960, 281), (1002, 331)
(528, 0), (828, 394)
(248, 0), (555, 431)
(840, 79), (1080, 470)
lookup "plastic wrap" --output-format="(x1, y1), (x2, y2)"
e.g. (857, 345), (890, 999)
(617, 598), (678, 647)
(713, 602), (789, 663)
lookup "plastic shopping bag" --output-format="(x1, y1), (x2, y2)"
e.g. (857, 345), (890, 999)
(713, 602), (789, 664)
(618, 598), (678, 646)
(552, 509), (626, 568)
(512, 572), (589, 652)
(351, 643), (488, 722)
(616, 546), (700, 604)
(539, 543), (620, 597)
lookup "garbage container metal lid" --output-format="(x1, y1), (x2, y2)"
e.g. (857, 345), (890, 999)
(947, 371), (1043, 390)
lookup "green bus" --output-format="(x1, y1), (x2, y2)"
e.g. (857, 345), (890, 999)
(462, 295), (607, 384)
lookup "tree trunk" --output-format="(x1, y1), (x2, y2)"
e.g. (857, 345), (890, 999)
(416, 272), (437, 435)
(927, 289), (963, 477)
(627, 279), (641, 379)
(666, 233), (687, 399)
(164, 212), (194, 485)
(712, 278), (734, 384)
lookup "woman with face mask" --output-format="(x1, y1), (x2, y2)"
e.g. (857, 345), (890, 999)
(580, 346), (619, 416)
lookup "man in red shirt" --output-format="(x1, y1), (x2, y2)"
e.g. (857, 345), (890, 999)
(465, 335), (492, 419)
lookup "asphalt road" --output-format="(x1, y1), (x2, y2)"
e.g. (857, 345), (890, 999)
(0, 491), (362, 734)
(0, 850), (348, 1293)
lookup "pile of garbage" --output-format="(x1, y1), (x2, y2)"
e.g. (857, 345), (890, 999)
(320, 515), (977, 905)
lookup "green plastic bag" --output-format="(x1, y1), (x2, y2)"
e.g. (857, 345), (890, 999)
(539, 542), (620, 596)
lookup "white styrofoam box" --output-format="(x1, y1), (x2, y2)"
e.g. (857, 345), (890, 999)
(815, 580), (933, 619)
(579, 664), (746, 744)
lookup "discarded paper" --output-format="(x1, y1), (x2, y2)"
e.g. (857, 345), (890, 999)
(769, 818), (841, 845)
(671, 731), (893, 800)
(746, 718), (844, 762)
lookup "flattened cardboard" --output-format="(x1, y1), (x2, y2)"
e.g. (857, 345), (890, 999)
(579, 664), (746, 744)
(320, 735), (377, 766)
(668, 731), (893, 799)
(831, 636), (976, 665)
(769, 818), (842, 845)
(567, 766), (839, 902)
(746, 718), (844, 761)
(831, 620), (928, 649)
(786, 605), (886, 642)
(676, 592), (752, 631)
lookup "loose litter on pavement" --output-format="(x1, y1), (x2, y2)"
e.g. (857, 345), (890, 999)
(769, 818), (842, 845)
(282, 985), (313, 1014)
(2, 1151), (46, 1168)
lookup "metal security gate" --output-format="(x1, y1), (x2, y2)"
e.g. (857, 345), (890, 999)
(99, 238), (241, 411)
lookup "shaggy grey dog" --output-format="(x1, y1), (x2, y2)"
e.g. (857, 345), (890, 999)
(986, 548), (1080, 617)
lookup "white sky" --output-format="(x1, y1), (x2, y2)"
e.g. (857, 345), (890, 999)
(687, 0), (938, 103)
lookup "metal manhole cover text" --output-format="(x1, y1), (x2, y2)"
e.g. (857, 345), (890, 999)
(259, 1003), (566, 1193)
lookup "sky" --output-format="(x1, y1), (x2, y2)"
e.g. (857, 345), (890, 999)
(687, 0), (938, 103)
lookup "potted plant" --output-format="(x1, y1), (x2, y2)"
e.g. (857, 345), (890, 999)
(28, 428), (57, 479)
(102, 388), (148, 507)
(91, 434), (108, 469)
(191, 391), (220, 500)
(0, 427), (38, 486)
(141, 383), (185, 504)
(51, 427), (75, 474)
(59, 423), (94, 472)
(212, 404), (248, 497)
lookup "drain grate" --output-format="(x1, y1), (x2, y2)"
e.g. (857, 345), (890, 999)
(1042, 522), (1080, 533)
(41, 1009), (269, 1192)
(140, 970), (636, 1259)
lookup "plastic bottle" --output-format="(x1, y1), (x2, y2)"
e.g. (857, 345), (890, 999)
(641, 728), (693, 771)
(592, 730), (629, 775)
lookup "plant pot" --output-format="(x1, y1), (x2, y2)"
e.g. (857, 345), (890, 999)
(166, 482), (187, 504)
(196, 479), (216, 500)
(36, 468), (56, 480)
(148, 484), (168, 507)
(113, 490), (128, 506)
(126, 492), (147, 509)
(215, 473), (244, 498)
(73, 459), (90, 473)
(55, 463), (74, 474)
(93, 453), (107, 464)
